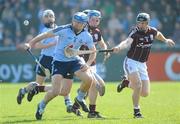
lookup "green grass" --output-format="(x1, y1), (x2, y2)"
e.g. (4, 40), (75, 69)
(0, 82), (180, 124)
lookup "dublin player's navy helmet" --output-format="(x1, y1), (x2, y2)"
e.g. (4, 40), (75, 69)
(72, 12), (88, 24)
(136, 13), (150, 23)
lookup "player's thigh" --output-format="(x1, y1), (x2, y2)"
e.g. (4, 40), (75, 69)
(128, 72), (142, 89)
(93, 72), (105, 87)
(138, 62), (149, 81)
(60, 79), (73, 96)
(51, 74), (63, 95)
(75, 69), (92, 83)
(141, 80), (150, 97)
(137, 63), (150, 96)
(123, 57), (138, 79)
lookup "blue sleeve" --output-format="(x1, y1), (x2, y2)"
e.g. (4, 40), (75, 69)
(51, 26), (64, 36)
(51, 24), (71, 36)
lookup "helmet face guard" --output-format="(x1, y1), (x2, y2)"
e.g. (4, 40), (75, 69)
(136, 13), (150, 23)
(72, 12), (88, 34)
(136, 13), (150, 32)
(87, 10), (102, 28)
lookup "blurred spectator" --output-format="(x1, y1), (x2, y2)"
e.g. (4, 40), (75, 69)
(101, 1), (114, 18)
(160, 5), (175, 36)
(149, 11), (162, 30)
(121, 6), (134, 33)
(0, 22), (4, 46)
(172, 22), (180, 45)
(108, 13), (123, 36)
(0, 0), (179, 50)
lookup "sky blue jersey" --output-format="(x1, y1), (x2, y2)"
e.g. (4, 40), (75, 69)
(51, 24), (94, 61)
(40, 26), (58, 57)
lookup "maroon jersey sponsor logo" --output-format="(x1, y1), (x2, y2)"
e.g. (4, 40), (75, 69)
(127, 26), (157, 62)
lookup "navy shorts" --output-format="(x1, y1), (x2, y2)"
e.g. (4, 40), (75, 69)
(52, 59), (83, 79)
(35, 55), (53, 77)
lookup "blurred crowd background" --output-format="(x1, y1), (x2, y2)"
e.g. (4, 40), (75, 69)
(0, 0), (180, 51)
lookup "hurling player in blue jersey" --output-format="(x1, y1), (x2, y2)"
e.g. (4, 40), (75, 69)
(17, 9), (74, 113)
(16, 10), (57, 104)
(26, 12), (96, 120)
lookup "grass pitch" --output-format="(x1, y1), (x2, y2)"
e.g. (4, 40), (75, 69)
(0, 82), (180, 124)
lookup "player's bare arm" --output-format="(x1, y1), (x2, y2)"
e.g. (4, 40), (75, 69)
(113, 37), (133, 53)
(98, 37), (111, 59)
(26, 31), (55, 49)
(155, 31), (175, 47)
(86, 46), (97, 66)
(80, 46), (96, 72)
(98, 37), (107, 50)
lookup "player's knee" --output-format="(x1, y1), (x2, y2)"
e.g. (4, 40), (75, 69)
(59, 90), (69, 96)
(59, 92), (68, 96)
(84, 75), (93, 85)
(134, 81), (142, 90)
(89, 75), (94, 82)
(52, 89), (60, 96)
(141, 91), (149, 97)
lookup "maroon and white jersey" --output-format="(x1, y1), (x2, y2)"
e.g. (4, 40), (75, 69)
(127, 26), (158, 62)
(80, 26), (102, 65)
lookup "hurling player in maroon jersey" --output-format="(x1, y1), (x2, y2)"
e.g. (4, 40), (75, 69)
(72, 10), (109, 118)
(113, 13), (175, 118)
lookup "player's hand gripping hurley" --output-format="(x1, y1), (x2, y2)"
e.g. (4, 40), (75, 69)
(64, 46), (114, 58)
(25, 43), (51, 79)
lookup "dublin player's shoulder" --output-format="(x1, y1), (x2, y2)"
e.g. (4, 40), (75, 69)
(84, 29), (93, 38)
(82, 29), (93, 42)
(52, 24), (71, 33)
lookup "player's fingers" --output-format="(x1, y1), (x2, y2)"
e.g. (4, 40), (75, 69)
(24, 43), (31, 50)
(169, 41), (175, 47)
(106, 53), (111, 58)
(112, 47), (119, 53)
